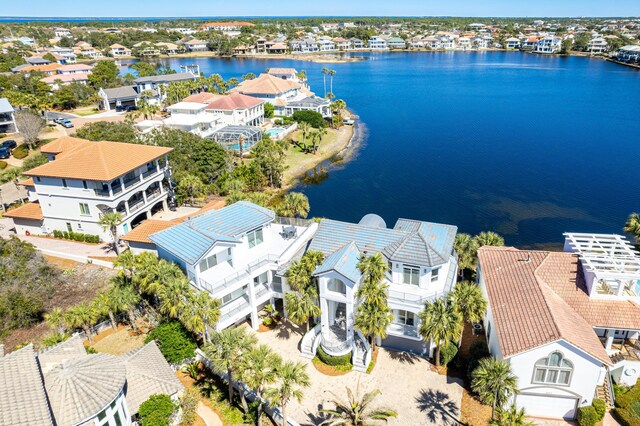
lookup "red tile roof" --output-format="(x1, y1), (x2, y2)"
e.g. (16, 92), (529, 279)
(4, 202), (43, 220)
(205, 93), (264, 110)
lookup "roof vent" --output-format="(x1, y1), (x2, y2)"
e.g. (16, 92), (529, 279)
(358, 213), (386, 229)
(519, 254), (531, 263)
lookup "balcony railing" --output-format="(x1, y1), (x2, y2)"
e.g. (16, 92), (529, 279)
(142, 167), (158, 179)
(124, 176), (141, 189)
(388, 323), (419, 338)
(255, 284), (270, 300)
(220, 295), (251, 323)
(94, 189), (110, 197)
(199, 254), (281, 295)
(112, 185), (123, 195)
(128, 199), (144, 213)
(146, 189), (162, 202)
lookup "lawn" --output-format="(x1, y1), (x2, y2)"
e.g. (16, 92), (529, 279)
(73, 106), (100, 116)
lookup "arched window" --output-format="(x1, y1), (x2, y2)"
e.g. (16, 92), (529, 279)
(327, 278), (347, 295)
(533, 351), (573, 385)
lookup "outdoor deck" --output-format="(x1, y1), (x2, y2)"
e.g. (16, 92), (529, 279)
(603, 339), (640, 363)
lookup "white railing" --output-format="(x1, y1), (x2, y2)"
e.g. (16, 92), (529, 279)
(388, 323), (419, 338)
(220, 296), (251, 322)
(301, 323), (321, 357)
(321, 335), (353, 356)
(199, 254), (280, 295)
(353, 330), (372, 371)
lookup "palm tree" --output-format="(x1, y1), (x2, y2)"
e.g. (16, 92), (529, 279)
(182, 291), (221, 343)
(625, 213), (640, 244)
(320, 383), (397, 425)
(296, 70), (307, 82)
(112, 284), (141, 331)
(265, 361), (310, 426)
(99, 211), (123, 255)
(285, 289), (321, 332)
(357, 253), (388, 289)
(157, 276), (192, 319)
(471, 357), (519, 420)
(93, 290), (121, 331)
(454, 233), (479, 278)
(113, 250), (136, 285)
(286, 260), (312, 292)
(278, 192), (310, 218)
(327, 92), (336, 101)
(177, 174), (205, 205)
(321, 67), (329, 97)
(139, 258), (183, 298)
(354, 301), (393, 352)
(451, 281), (487, 326)
(490, 405), (534, 426)
(418, 297), (462, 367)
(298, 121), (311, 151)
(474, 231), (505, 248)
(44, 307), (67, 334)
(204, 327), (257, 406)
(242, 344), (283, 426)
(328, 69), (336, 96)
(65, 302), (99, 344)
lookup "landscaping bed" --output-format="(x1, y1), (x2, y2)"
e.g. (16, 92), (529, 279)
(312, 346), (353, 376)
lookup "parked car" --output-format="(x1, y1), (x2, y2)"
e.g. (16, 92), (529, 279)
(59, 119), (74, 128)
(116, 104), (137, 112)
(1, 140), (17, 149)
(343, 118), (355, 125)
(0, 146), (11, 159)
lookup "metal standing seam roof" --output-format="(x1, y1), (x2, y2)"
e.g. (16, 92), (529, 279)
(314, 241), (362, 283)
(0, 345), (54, 426)
(149, 201), (275, 265)
(134, 72), (197, 84)
(287, 97), (330, 108)
(101, 86), (139, 100)
(0, 98), (15, 113)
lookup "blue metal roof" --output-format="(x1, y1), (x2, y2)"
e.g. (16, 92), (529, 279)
(149, 201), (275, 265)
(313, 241), (362, 283)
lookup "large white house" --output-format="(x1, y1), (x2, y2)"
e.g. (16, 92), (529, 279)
(136, 102), (225, 138)
(535, 37), (562, 54)
(205, 93), (265, 126)
(6, 137), (174, 242)
(477, 233), (640, 420)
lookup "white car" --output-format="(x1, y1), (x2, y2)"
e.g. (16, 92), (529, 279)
(343, 118), (355, 125)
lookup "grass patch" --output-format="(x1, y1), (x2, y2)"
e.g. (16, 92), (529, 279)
(73, 107), (100, 116)
(312, 356), (352, 376)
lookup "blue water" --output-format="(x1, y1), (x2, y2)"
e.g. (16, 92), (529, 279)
(150, 52), (640, 248)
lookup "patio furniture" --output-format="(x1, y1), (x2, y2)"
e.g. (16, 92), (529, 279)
(281, 225), (297, 240)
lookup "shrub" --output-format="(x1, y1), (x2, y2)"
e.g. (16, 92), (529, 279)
(263, 103), (274, 118)
(577, 406), (598, 426)
(592, 398), (606, 421)
(316, 346), (352, 366)
(0, 289), (45, 329)
(145, 320), (197, 364)
(138, 394), (176, 426)
(0, 160), (6, 170)
(440, 341), (459, 366)
(467, 340), (490, 378)
(614, 382), (640, 426)
(53, 230), (63, 238)
(179, 387), (200, 426)
(614, 407), (640, 426)
(62, 231), (70, 239)
(41, 331), (69, 348)
(12, 145), (29, 159)
(292, 110), (326, 128)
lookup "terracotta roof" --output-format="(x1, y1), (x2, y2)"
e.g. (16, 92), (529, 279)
(120, 220), (176, 244)
(57, 64), (93, 72)
(206, 93), (264, 110)
(478, 247), (617, 365)
(4, 202), (44, 220)
(19, 63), (62, 73)
(25, 141), (172, 181)
(18, 177), (34, 187)
(234, 73), (301, 96)
(267, 68), (297, 75)
(42, 73), (91, 84)
(39, 136), (91, 155)
(183, 92), (221, 103)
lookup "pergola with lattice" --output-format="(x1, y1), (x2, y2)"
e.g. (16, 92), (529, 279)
(563, 233), (640, 280)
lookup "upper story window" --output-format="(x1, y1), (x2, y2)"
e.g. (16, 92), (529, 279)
(62, 178), (68, 188)
(403, 265), (420, 286)
(533, 351), (573, 386)
(431, 267), (440, 283)
(328, 278), (347, 295)
(82, 180), (88, 189)
(79, 203), (90, 216)
(199, 253), (218, 273)
(248, 228), (264, 248)
(394, 309), (416, 326)
(36, 176), (41, 182)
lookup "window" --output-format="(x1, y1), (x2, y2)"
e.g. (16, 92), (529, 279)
(394, 310), (415, 326)
(77, 223), (82, 230)
(66, 222), (72, 232)
(36, 176), (41, 182)
(403, 266), (420, 286)
(79, 203), (90, 216)
(62, 178), (67, 188)
(431, 267), (440, 282)
(328, 278), (347, 295)
(533, 351), (573, 386)
(82, 180), (88, 189)
(199, 254), (218, 273)
(247, 228), (264, 248)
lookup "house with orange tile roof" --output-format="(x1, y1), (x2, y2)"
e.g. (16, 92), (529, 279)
(477, 233), (640, 420)
(5, 137), (174, 243)
(205, 93), (265, 126)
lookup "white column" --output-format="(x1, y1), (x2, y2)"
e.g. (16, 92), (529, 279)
(248, 280), (259, 330)
(605, 328), (615, 350)
(321, 298), (329, 335)
(617, 280), (626, 297)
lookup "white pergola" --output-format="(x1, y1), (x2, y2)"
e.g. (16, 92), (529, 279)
(564, 233), (640, 281)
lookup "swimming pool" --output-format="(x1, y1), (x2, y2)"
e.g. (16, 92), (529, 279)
(266, 128), (285, 138)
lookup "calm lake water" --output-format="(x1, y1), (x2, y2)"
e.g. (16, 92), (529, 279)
(147, 52), (640, 248)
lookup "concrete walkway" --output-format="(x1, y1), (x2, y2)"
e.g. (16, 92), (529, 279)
(197, 402), (223, 426)
(248, 322), (464, 426)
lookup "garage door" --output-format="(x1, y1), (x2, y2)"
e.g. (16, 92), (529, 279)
(516, 393), (578, 420)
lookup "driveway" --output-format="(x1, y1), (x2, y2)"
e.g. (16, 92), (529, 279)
(247, 322), (463, 426)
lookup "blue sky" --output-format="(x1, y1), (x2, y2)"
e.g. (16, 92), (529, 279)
(4, 0), (640, 18)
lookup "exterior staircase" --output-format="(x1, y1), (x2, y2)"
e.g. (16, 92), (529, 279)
(352, 331), (372, 373)
(301, 324), (321, 359)
(596, 371), (615, 409)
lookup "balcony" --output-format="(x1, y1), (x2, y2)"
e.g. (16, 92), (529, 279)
(145, 186), (162, 202)
(94, 188), (110, 197)
(606, 339), (640, 363)
(142, 167), (158, 179)
(112, 184), (123, 195)
(124, 175), (141, 189)
(128, 198), (145, 213)
(388, 323), (419, 338)
(220, 295), (251, 323)
(255, 283), (270, 300)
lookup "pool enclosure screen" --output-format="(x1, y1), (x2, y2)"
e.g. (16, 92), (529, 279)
(212, 125), (262, 152)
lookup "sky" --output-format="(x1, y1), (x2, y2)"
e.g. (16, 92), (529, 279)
(4, 0), (640, 18)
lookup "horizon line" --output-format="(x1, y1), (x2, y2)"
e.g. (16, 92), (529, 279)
(2, 15), (640, 20)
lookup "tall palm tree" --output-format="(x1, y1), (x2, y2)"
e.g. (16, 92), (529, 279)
(320, 383), (397, 425)
(328, 69), (336, 96)
(354, 301), (393, 352)
(321, 67), (329, 97)
(65, 302), (99, 344)
(241, 344), (283, 426)
(418, 297), (462, 367)
(99, 211), (123, 255)
(451, 281), (487, 326)
(140, 258), (183, 298)
(182, 291), (221, 343)
(93, 290), (121, 331)
(285, 289), (321, 332)
(112, 284), (141, 331)
(471, 357), (519, 420)
(44, 307), (67, 334)
(453, 233), (479, 278)
(204, 327), (257, 406)
(113, 250), (137, 285)
(490, 405), (534, 426)
(278, 192), (310, 218)
(157, 276), (192, 319)
(624, 213), (640, 244)
(286, 260), (312, 292)
(298, 121), (311, 151)
(474, 231), (505, 248)
(265, 361), (310, 426)
(357, 253), (388, 289)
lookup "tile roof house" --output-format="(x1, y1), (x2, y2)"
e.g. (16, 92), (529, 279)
(205, 93), (265, 126)
(0, 337), (182, 426)
(477, 235), (640, 420)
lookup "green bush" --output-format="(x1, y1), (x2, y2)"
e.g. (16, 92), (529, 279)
(12, 145), (29, 159)
(292, 110), (326, 128)
(0, 160), (6, 170)
(616, 382), (640, 409)
(316, 346), (352, 366)
(53, 230), (63, 238)
(614, 382), (640, 426)
(592, 398), (606, 421)
(467, 340), (490, 378)
(439, 341), (458, 366)
(62, 231), (70, 239)
(614, 407), (640, 426)
(263, 103), (274, 118)
(145, 320), (197, 364)
(138, 394), (176, 426)
(578, 406), (598, 426)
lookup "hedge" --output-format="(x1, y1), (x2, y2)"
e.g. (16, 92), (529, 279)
(317, 346), (352, 366)
(592, 398), (606, 421)
(292, 110), (326, 128)
(577, 406), (598, 426)
(439, 341), (458, 366)
(614, 382), (640, 426)
(52, 229), (100, 243)
(138, 394), (176, 426)
(145, 320), (196, 364)
(12, 145), (29, 159)
(0, 161), (6, 170)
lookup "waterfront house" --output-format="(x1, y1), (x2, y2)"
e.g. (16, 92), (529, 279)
(617, 45), (640, 62)
(266, 42), (288, 54)
(317, 37), (337, 52)
(0, 98), (18, 133)
(134, 72), (198, 103)
(458, 37), (472, 50)
(299, 214), (458, 372)
(5, 137), (174, 241)
(588, 37), (609, 54)
(184, 39), (208, 52)
(349, 38), (365, 49)
(109, 44), (132, 57)
(98, 86), (140, 111)
(439, 33), (459, 49)
(505, 37), (521, 49)
(0, 336), (183, 426)
(535, 37), (562, 54)
(232, 73), (314, 116)
(333, 37), (351, 50)
(368, 36), (388, 50)
(284, 97), (331, 118)
(477, 233), (640, 420)
(136, 102), (225, 138)
(423, 36), (441, 50)
(386, 37), (407, 49)
(267, 68), (301, 83)
(205, 93), (265, 126)
(149, 201), (317, 330)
